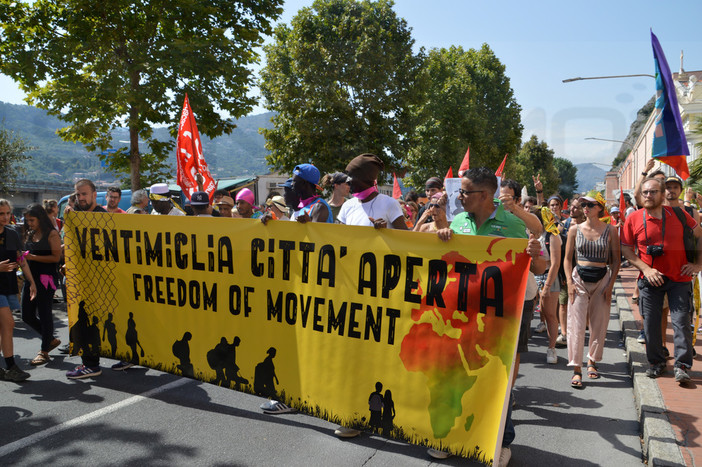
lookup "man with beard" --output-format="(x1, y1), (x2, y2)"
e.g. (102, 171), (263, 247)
(622, 177), (702, 384)
(104, 187), (125, 213)
(66, 179), (107, 214)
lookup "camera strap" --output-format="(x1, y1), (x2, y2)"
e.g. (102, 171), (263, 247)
(642, 208), (665, 247)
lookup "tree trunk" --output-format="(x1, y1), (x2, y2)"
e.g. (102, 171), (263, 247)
(129, 122), (141, 191)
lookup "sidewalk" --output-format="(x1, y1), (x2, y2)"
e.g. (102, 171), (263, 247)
(617, 266), (702, 465)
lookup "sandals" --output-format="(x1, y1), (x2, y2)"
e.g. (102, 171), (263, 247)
(587, 363), (600, 379)
(571, 372), (583, 388)
(30, 352), (50, 366)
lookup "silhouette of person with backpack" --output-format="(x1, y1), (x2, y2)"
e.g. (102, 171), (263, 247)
(254, 347), (279, 398)
(172, 332), (194, 378)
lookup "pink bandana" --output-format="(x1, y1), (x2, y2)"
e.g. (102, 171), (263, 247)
(352, 185), (378, 201)
(297, 195), (320, 209)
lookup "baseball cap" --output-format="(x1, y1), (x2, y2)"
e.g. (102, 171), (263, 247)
(665, 175), (683, 187)
(190, 191), (210, 206)
(292, 163), (320, 185)
(610, 206), (620, 213)
(277, 178), (293, 189)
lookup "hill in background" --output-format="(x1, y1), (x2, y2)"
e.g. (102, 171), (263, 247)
(0, 101), (274, 184)
(575, 163), (607, 193)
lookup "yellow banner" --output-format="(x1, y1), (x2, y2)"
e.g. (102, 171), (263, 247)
(64, 212), (530, 463)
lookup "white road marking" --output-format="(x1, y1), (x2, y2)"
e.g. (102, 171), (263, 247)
(0, 378), (189, 457)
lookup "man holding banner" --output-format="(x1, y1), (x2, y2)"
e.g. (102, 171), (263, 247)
(434, 167), (544, 466)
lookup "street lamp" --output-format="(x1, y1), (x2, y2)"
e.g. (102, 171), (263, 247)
(562, 74), (654, 83)
(584, 137), (633, 147)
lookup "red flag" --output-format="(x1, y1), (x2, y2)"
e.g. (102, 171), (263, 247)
(176, 94), (216, 200)
(562, 199), (568, 211)
(445, 166), (453, 180)
(619, 187), (626, 218)
(494, 153), (508, 177)
(392, 173), (402, 199)
(458, 147), (470, 176)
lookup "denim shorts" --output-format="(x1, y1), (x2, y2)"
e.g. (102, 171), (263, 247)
(0, 294), (20, 310)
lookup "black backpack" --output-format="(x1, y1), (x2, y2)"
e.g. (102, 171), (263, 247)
(672, 207), (696, 263)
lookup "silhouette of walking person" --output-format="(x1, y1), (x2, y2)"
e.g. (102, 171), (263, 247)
(86, 316), (101, 359)
(368, 381), (384, 433)
(225, 336), (248, 387)
(102, 313), (117, 359)
(254, 347), (279, 398)
(208, 337), (230, 386)
(382, 389), (395, 436)
(125, 312), (142, 364)
(69, 301), (91, 357)
(172, 332), (194, 378)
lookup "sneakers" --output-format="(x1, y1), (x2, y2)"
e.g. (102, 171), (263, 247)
(555, 334), (567, 348)
(260, 400), (296, 414)
(637, 330), (646, 344)
(535, 321), (547, 333)
(111, 361), (135, 371)
(674, 366), (691, 384)
(498, 446), (512, 467)
(427, 448), (451, 459)
(66, 365), (102, 379)
(5, 364), (30, 382)
(646, 363), (666, 379)
(546, 348), (557, 364)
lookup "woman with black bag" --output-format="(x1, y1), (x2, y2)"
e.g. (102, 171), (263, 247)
(564, 191), (620, 388)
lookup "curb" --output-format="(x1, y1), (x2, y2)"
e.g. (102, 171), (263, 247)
(614, 279), (686, 466)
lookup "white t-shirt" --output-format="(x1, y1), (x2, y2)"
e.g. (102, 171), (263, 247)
(337, 194), (404, 228)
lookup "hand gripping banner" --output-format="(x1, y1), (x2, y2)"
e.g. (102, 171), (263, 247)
(64, 212), (530, 464)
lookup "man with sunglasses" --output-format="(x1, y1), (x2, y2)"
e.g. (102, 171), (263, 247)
(622, 177), (702, 384)
(433, 168), (546, 465)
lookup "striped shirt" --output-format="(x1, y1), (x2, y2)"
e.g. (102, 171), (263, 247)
(576, 225), (610, 263)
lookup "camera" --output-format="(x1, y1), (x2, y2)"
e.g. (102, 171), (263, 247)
(646, 245), (664, 257)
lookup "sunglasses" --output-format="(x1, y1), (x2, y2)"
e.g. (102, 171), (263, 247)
(458, 189), (484, 196)
(582, 202), (598, 208)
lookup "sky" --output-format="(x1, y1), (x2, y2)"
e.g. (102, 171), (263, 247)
(2, 0), (701, 167)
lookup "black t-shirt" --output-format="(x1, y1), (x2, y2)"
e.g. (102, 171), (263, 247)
(0, 227), (21, 295)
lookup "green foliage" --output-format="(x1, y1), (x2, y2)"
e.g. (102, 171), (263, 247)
(0, 124), (32, 192)
(512, 135), (560, 197)
(404, 45), (523, 189)
(0, 0), (283, 189)
(553, 157), (578, 200)
(260, 0), (424, 179)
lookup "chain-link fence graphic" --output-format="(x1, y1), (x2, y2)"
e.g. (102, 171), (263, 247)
(64, 212), (120, 331)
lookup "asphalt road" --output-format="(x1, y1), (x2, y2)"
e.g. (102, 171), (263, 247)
(0, 296), (643, 466)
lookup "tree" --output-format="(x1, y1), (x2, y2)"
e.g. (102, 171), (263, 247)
(553, 157), (578, 200)
(0, 0), (283, 190)
(403, 45), (523, 189)
(0, 125), (32, 193)
(260, 0), (424, 178)
(512, 135), (560, 198)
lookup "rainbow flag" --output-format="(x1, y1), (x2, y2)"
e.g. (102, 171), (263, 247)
(651, 30), (690, 179)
